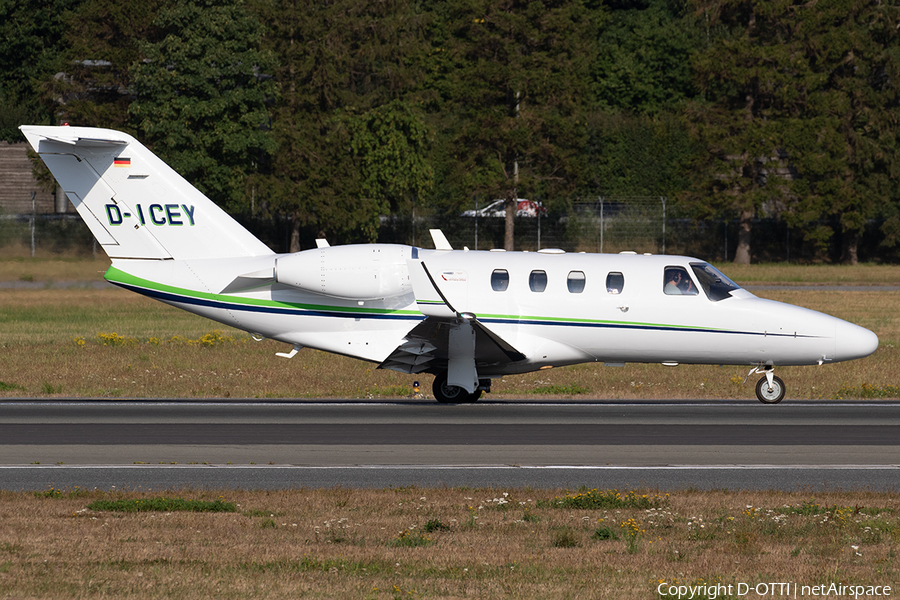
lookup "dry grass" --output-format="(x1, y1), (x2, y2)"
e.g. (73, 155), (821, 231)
(3, 256), (899, 286)
(0, 292), (897, 400)
(2, 259), (899, 598)
(720, 263), (900, 285)
(0, 261), (898, 400)
(0, 487), (896, 599)
(0, 254), (111, 282)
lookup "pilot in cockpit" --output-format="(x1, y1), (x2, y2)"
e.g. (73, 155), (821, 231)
(664, 267), (699, 296)
(664, 268), (683, 295)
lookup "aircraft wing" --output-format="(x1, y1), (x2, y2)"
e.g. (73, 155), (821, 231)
(378, 315), (526, 376)
(378, 256), (526, 390)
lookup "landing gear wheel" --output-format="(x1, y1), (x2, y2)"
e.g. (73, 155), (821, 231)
(755, 375), (786, 404)
(432, 373), (482, 404)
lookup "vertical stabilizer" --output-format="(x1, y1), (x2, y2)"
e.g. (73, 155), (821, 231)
(20, 125), (273, 260)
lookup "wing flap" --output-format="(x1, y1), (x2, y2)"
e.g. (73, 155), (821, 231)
(378, 316), (526, 376)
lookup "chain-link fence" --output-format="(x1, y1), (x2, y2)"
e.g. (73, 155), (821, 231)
(0, 213), (100, 257)
(378, 197), (670, 254)
(2, 199), (895, 264)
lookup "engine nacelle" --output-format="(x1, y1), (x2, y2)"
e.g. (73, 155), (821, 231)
(275, 244), (413, 300)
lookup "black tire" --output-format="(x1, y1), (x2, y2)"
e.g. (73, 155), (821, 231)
(755, 375), (786, 404)
(433, 373), (482, 404)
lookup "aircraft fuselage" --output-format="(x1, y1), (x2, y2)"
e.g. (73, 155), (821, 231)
(106, 244), (878, 378)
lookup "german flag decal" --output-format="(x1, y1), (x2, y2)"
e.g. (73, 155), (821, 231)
(114, 157), (131, 168)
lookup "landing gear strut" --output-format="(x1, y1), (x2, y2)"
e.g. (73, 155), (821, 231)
(432, 372), (484, 404)
(748, 366), (785, 404)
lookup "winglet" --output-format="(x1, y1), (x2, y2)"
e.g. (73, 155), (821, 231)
(430, 229), (452, 251)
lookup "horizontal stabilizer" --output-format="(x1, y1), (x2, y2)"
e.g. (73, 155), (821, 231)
(220, 267), (276, 294)
(36, 133), (129, 148)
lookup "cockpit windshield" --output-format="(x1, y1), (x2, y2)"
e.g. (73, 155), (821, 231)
(690, 262), (741, 301)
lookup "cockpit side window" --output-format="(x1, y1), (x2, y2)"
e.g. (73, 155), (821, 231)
(663, 266), (699, 296)
(491, 269), (509, 292)
(606, 272), (624, 294)
(690, 262), (741, 301)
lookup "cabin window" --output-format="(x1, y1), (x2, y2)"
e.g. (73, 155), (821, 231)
(663, 266), (699, 296)
(567, 271), (585, 293)
(529, 270), (548, 292)
(606, 272), (624, 294)
(491, 269), (509, 292)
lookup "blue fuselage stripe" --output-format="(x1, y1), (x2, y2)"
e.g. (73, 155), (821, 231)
(113, 281), (818, 339)
(113, 281), (423, 321)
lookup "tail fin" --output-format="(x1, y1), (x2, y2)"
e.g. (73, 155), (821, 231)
(20, 125), (273, 260)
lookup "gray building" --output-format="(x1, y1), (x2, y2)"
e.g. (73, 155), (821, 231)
(0, 142), (65, 215)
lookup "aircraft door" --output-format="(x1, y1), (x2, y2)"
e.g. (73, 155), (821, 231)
(604, 271), (630, 313)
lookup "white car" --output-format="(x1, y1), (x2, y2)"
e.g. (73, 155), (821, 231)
(461, 199), (547, 218)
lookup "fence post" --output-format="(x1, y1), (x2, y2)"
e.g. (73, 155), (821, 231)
(599, 196), (604, 254)
(661, 196), (666, 255)
(30, 192), (36, 257)
(474, 199), (478, 251)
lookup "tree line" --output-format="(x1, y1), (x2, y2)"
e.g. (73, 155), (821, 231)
(1, 0), (898, 263)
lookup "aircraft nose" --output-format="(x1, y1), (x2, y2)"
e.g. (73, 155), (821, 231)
(834, 320), (879, 362)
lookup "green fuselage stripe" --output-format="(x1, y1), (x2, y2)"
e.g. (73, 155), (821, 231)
(107, 266), (733, 333)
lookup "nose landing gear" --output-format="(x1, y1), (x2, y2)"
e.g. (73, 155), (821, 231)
(747, 366), (786, 404)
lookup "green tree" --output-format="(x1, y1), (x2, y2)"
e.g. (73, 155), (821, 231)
(593, 0), (702, 115)
(584, 111), (696, 197)
(128, 0), (277, 210)
(687, 0), (900, 264)
(346, 100), (434, 241)
(0, 0), (80, 140)
(684, 0), (800, 264)
(441, 0), (598, 250)
(582, 0), (702, 199)
(49, 0), (164, 131)
(780, 0), (900, 264)
(252, 0), (431, 248)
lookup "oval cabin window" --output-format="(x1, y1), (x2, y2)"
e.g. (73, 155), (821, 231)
(567, 271), (585, 293)
(491, 269), (510, 292)
(529, 270), (548, 292)
(606, 272), (624, 294)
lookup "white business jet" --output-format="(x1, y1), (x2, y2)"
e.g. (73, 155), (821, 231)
(21, 125), (879, 404)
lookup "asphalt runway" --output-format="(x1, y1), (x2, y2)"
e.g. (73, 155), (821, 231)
(1, 399), (898, 492)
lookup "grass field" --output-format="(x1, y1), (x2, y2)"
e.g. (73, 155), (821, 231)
(0, 487), (896, 599)
(2, 258), (899, 598)
(0, 258), (897, 400)
(3, 255), (900, 286)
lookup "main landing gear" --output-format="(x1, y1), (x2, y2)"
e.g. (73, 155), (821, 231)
(432, 372), (488, 404)
(747, 365), (786, 404)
